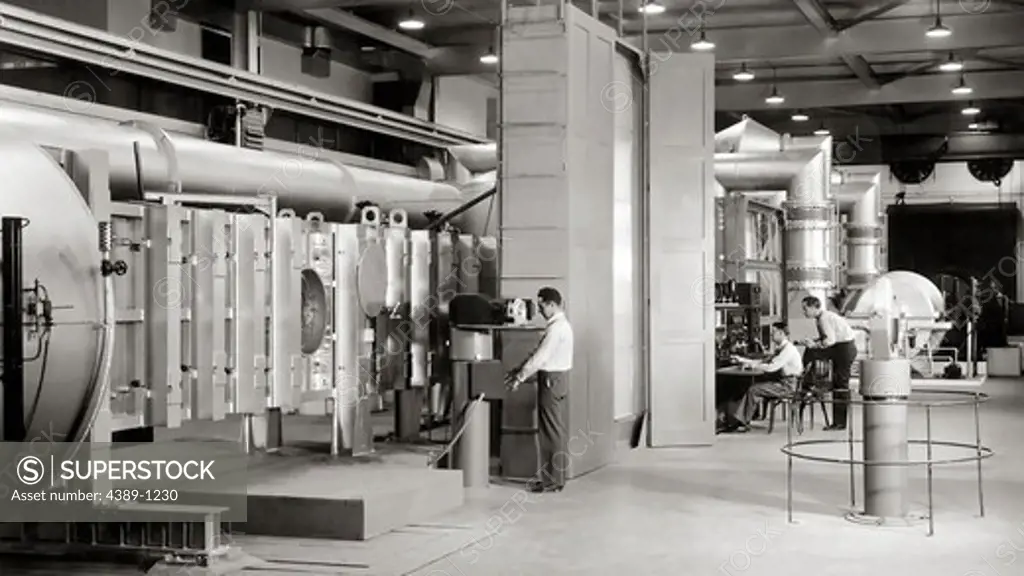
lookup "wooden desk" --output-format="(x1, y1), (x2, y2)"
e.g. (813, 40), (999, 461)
(715, 367), (765, 408)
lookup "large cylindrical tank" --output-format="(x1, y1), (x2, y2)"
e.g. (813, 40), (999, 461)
(0, 141), (109, 444)
(0, 102), (466, 227)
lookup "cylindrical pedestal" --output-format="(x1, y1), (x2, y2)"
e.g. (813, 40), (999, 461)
(859, 359), (911, 521)
(457, 399), (491, 488)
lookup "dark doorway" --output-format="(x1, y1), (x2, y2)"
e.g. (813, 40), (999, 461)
(887, 203), (1019, 352)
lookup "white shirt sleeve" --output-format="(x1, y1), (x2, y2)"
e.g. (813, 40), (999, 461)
(519, 327), (559, 380)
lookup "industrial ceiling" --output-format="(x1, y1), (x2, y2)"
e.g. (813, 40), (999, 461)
(230, 0), (1024, 149)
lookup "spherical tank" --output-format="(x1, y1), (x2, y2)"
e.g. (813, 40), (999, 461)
(844, 270), (947, 355)
(0, 141), (109, 444)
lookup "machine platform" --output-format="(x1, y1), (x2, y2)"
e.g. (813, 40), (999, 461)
(156, 414), (465, 541)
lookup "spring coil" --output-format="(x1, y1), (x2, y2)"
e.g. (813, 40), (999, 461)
(98, 221), (112, 253)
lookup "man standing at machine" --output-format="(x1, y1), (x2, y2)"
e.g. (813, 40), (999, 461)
(507, 287), (574, 493)
(801, 296), (857, 431)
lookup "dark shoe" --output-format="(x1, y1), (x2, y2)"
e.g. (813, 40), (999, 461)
(529, 483), (563, 493)
(823, 424), (846, 431)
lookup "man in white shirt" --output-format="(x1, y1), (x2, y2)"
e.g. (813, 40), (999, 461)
(507, 287), (574, 493)
(801, 296), (857, 431)
(721, 322), (803, 433)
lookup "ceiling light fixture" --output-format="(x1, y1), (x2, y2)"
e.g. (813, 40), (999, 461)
(765, 68), (784, 105)
(398, 11), (425, 31)
(962, 103), (981, 116)
(968, 122), (981, 130)
(814, 123), (830, 136)
(925, 0), (952, 38)
(938, 53), (963, 72)
(691, 28), (715, 51)
(733, 63), (755, 82)
(480, 51), (498, 65)
(951, 75), (973, 95)
(638, 2), (665, 14)
(791, 112), (809, 122)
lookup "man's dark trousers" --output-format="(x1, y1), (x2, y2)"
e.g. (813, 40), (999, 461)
(806, 342), (857, 426)
(536, 371), (569, 488)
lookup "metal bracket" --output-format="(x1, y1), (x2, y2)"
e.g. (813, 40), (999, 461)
(120, 120), (181, 195)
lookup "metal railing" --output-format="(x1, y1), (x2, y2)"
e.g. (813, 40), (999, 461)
(780, 390), (993, 536)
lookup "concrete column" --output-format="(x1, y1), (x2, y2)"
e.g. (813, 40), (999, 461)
(499, 5), (617, 478)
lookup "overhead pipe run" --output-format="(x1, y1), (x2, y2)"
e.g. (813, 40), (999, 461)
(448, 143), (498, 174)
(0, 101), (466, 227)
(834, 171), (883, 287)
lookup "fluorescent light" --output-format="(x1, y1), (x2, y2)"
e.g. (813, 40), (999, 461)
(691, 30), (715, 51)
(939, 54), (963, 72)
(814, 126), (830, 136)
(733, 64), (754, 82)
(962, 105), (981, 115)
(968, 122), (981, 130)
(926, 19), (952, 38)
(480, 53), (498, 65)
(791, 112), (809, 122)
(765, 86), (784, 105)
(398, 17), (425, 30)
(638, 2), (665, 14)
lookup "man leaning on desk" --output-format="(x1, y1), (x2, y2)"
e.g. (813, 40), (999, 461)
(505, 287), (574, 494)
(722, 322), (803, 434)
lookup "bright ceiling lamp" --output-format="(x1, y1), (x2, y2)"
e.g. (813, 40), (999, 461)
(962, 103), (981, 115)
(638, 2), (665, 14)
(968, 122), (981, 130)
(925, 0), (951, 38)
(480, 51), (498, 65)
(938, 53), (963, 72)
(791, 111), (809, 122)
(733, 63), (755, 82)
(691, 28), (715, 51)
(813, 123), (830, 136)
(398, 11), (425, 30)
(951, 75), (973, 95)
(764, 68), (784, 104)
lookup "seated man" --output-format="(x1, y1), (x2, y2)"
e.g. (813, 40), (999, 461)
(719, 322), (803, 433)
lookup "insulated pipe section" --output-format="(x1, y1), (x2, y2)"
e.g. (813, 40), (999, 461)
(835, 172), (883, 287)
(0, 102), (466, 227)
(859, 359), (911, 520)
(448, 143), (497, 174)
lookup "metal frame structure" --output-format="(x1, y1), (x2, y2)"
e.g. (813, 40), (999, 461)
(781, 390), (993, 537)
(0, 3), (487, 148)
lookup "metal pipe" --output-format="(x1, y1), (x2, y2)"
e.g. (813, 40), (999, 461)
(835, 171), (882, 287)
(2, 217), (25, 441)
(448, 143), (497, 174)
(860, 359), (911, 521)
(786, 396), (794, 523)
(974, 395), (985, 517)
(926, 404), (934, 536)
(0, 102), (467, 227)
(429, 187), (498, 231)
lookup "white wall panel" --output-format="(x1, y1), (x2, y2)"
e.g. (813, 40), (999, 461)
(647, 54), (716, 447)
(434, 76), (496, 139)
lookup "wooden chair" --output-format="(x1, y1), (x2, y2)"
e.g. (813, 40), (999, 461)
(765, 361), (832, 434)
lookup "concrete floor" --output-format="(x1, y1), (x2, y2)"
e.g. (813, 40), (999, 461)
(3, 378), (1022, 575)
(402, 377), (1024, 576)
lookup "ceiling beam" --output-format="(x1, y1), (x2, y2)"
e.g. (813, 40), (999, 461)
(717, 70), (1024, 110)
(628, 11), (1024, 62)
(837, 0), (912, 31)
(297, 8), (437, 58)
(789, 0), (880, 89)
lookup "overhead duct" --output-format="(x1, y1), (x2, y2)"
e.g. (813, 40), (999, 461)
(834, 171), (883, 287)
(0, 101), (465, 226)
(714, 140), (834, 302)
(301, 26), (333, 79)
(714, 116), (782, 154)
